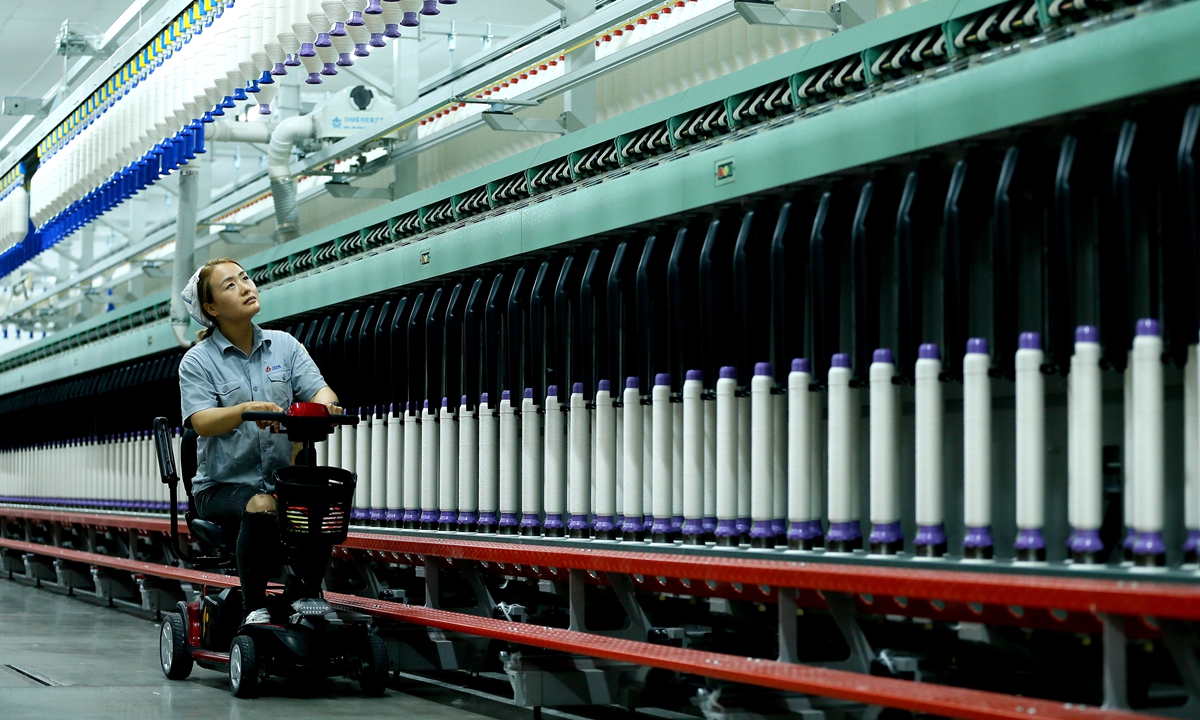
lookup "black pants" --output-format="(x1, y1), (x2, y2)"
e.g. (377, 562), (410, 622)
(194, 483), (330, 614)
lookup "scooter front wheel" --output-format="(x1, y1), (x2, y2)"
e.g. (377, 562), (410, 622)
(229, 635), (260, 698)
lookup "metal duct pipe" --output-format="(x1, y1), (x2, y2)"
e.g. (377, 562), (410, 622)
(206, 119), (272, 143)
(267, 114), (317, 244)
(171, 166), (200, 349)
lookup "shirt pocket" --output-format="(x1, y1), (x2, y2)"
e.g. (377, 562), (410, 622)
(215, 380), (248, 408)
(266, 369), (293, 408)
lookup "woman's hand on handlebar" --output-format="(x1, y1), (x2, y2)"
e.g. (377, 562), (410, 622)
(243, 401), (285, 431)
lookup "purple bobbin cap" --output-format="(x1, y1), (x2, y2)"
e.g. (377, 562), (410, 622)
(442, 397), (449, 408)
(477, 512), (498, 526)
(598, 379), (611, 392)
(331, 22), (347, 36)
(348, 10), (365, 25)
(1014, 528), (1046, 550)
(966, 337), (989, 355)
(369, 33), (386, 47)
(366, 0), (383, 13)
(736, 518), (751, 535)
(1184, 529), (1200, 553)
(686, 369), (703, 382)
(316, 32), (332, 47)
(1019, 332), (1041, 350)
(714, 518), (738, 537)
(827, 521), (861, 542)
(720, 366), (737, 380)
(501, 390), (511, 401)
(919, 343), (940, 360)
(322, 63), (338, 76)
(682, 518), (704, 535)
(1075, 325), (1099, 343)
(354, 43), (370, 57)
(869, 521), (903, 545)
(754, 362), (772, 376)
(480, 392), (489, 404)
(568, 513), (589, 530)
(830, 353), (851, 369)
(547, 385), (558, 398)
(421, 0), (440, 13)
(259, 103), (273, 115)
(792, 358), (810, 373)
(498, 512), (518, 527)
(1134, 531), (1165, 556)
(422, 399), (429, 410)
(655, 373), (671, 386)
(461, 395), (468, 406)
(914, 523), (946, 546)
(572, 382), (584, 394)
(1136, 318), (1160, 337)
(625, 377), (638, 390)
(749, 520), (774, 538)
(873, 348), (894, 365)
(384, 24), (400, 38)
(524, 388), (533, 399)
(402, 11), (420, 25)
(300, 42), (316, 57)
(338, 52), (353, 66)
(272, 62), (287, 75)
(963, 525), (993, 548)
(543, 513), (564, 529)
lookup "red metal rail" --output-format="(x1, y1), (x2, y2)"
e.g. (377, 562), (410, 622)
(6, 506), (1199, 623)
(0, 535), (1149, 720)
(338, 533), (1200, 622)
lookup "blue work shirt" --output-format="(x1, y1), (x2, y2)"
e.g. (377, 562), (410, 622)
(179, 324), (327, 496)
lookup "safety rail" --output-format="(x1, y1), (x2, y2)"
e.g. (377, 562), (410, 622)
(2, 505), (1198, 717)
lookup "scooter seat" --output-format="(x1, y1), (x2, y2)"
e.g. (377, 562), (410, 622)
(189, 519), (227, 549)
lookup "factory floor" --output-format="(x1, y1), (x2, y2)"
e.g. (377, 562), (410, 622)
(0, 578), (525, 720)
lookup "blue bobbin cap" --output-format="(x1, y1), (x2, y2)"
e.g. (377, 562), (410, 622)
(754, 362), (772, 376)
(1019, 331), (1041, 350)
(1075, 325), (1098, 343)
(719, 366), (737, 380)
(1136, 318), (1160, 337)
(873, 348), (894, 364)
(792, 358), (811, 373)
(831, 353), (851, 369)
(655, 373), (671, 386)
(686, 369), (703, 382)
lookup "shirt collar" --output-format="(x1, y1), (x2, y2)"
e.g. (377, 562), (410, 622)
(212, 323), (269, 358)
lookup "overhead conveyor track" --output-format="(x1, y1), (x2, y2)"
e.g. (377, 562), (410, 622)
(0, 506), (1191, 719)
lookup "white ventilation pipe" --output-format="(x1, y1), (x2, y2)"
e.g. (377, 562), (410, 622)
(267, 113), (317, 243)
(207, 119), (272, 143)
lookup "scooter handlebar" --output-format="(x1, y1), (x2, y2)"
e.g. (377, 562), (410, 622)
(241, 411), (359, 426)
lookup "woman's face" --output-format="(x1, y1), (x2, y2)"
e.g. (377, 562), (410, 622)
(202, 262), (260, 324)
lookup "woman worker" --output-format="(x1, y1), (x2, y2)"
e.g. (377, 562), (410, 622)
(178, 257), (341, 625)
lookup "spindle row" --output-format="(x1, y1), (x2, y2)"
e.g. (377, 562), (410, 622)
(309, 320), (1196, 568)
(0, 431), (178, 512)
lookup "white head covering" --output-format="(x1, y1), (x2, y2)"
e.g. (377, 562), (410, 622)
(181, 267), (215, 328)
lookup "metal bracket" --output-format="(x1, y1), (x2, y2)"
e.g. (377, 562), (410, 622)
(1159, 619), (1200, 711)
(1100, 613), (1129, 710)
(423, 556), (496, 617)
(217, 230), (274, 245)
(482, 110), (587, 135)
(778, 587), (799, 663)
(824, 592), (875, 674)
(733, 0), (840, 31)
(567, 570), (651, 641)
(324, 181), (395, 200)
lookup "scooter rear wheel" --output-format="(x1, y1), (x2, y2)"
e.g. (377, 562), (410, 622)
(229, 635), (260, 698)
(358, 634), (390, 696)
(159, 613), (193, 680)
